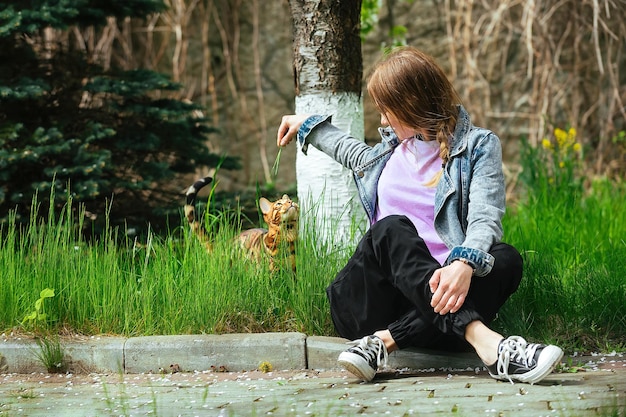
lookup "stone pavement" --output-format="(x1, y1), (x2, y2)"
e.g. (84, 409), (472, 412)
(1, 332), (625, 416)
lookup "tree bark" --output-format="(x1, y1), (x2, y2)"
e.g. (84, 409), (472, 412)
(288, 0), (367, 246)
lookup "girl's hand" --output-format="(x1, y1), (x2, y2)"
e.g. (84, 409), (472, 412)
(277, 114), (309, 147)
(428, 261), (473, 315)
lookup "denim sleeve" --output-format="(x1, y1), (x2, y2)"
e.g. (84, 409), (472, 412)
(465, 133), (505, 244)
(447, 132), (504, 277)
(446, 246), (495, 277)
(297, 115), (332, 154)
(296, 115), (378, 170)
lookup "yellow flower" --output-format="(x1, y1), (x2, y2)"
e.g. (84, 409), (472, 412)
(567, 127), (577, 140)
(564, 128), (578, 149)
(559, 161), (565, 168)
(541, 138), (552, 149)
(554, 128), (567, 147)
(573, 142), (581, 152)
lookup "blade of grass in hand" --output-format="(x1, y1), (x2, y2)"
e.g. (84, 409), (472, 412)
(272, 147), (283, 178)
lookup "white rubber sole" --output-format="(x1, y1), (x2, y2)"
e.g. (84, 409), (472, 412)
(517, 345), (564, 384)
(337, 351), (376, 382)
(492, 345), (564, 384)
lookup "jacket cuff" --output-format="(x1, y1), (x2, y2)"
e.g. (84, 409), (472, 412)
(297, 115), (332, 155)
(446, 246), (495, 277)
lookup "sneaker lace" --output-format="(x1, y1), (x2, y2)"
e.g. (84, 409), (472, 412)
(348, 336), (389, 369)
(496, 336), (539, 384)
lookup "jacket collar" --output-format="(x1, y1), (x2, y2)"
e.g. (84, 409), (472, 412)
(449, 105), (471, 157)
(378, 126), (400, 147)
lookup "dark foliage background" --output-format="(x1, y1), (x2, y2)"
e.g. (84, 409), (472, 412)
(0, 0), (240, 235)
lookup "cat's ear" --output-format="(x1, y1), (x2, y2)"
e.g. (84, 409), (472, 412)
(259, 197), (272, 214)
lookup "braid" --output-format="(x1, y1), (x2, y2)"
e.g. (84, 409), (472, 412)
(436, 122), (451, 166)
(425, 120), (454, 187)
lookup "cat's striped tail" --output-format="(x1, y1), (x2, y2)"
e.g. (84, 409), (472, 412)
(184, 176), (213, 250)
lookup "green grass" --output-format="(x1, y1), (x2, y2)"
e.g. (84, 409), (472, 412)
(0, 175), (624, 354)
(497, 176), (626, 352)
(32, 336), (67, 373)
(0, 195), (349, 338)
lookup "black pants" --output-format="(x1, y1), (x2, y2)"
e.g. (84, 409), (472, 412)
(326, 215), (523, 352)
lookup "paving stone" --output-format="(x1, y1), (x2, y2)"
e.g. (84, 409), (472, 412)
(1, 364), (624, 416)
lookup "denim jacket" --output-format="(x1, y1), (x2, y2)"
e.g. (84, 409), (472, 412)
(296, 106), (505, 277)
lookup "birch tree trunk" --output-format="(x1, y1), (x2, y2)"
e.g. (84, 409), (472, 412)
(288, 0), (367, 246)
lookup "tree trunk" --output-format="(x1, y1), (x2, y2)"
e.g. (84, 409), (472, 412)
(288, 0), (367, 246)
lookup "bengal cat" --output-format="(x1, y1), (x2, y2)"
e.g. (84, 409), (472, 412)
(184, 176), (299, 272)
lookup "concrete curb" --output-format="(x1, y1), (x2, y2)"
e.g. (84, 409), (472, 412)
(0, 333), (483, 374)
(125, 333), (307, 373)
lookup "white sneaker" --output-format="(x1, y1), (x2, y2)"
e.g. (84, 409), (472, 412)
(486, 336), (564, 384)
(337, 335), (388, 382)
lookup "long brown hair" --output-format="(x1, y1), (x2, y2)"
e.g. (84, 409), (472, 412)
(367, 47), (461, 182)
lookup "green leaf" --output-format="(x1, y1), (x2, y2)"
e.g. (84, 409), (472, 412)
(23, 311), (37, 322)
(39, 288), (55, 299)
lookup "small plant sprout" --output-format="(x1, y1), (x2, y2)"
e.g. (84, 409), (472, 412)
(258, 361), (273, 373)
(22, 288), (55, 331)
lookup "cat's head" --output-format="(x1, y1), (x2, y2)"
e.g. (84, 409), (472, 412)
(259, 194), (299, 241)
